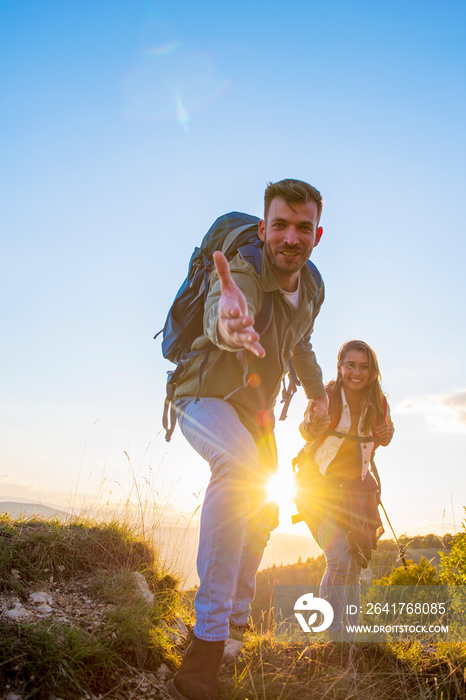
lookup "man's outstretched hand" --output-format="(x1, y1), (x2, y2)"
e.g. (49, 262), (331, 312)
(213, 251), (265, 358)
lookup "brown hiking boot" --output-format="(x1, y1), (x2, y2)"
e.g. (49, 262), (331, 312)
(168, 634), (225, 700)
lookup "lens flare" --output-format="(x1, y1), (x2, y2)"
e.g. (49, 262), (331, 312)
(174, 92), (190, 131)
(248, 373), (261, 388)
(121, 48), (231, 127)
(145, 41), (181, 57)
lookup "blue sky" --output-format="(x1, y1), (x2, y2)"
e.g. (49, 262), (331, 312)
(1, 0), (465, 541)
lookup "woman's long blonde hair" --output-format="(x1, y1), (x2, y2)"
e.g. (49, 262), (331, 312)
(327, 340), (386, 432)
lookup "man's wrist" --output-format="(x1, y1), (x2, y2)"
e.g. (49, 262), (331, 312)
(305, 385), (326, 401)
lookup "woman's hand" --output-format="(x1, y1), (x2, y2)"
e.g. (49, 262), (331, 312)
(375, 422), (394, 446)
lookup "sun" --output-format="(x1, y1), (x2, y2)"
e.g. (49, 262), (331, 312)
(266, 469), (297, 507)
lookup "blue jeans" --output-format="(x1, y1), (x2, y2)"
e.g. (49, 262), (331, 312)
(175, 397), (278, 642)
(316, 510), (363, 632)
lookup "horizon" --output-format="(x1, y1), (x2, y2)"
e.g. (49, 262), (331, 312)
(0, 497), (455, 591)
(1, 496), (459, 543)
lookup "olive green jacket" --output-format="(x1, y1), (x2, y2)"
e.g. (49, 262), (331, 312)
(174, 249), (325, 438)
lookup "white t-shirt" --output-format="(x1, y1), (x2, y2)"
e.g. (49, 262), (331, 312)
(281, 278), (301, 309)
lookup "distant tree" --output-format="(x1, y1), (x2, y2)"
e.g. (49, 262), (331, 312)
(442, 533), (454, 550)
(374, 557), (439, 585)
(439, 510), (466, 585)
(376, 539), (399, 552)
(386, 533), (453, 552)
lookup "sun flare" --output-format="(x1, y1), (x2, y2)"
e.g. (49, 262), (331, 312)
(266, 470), (297, 506)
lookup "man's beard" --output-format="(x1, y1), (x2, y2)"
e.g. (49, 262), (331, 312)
(264, 241), (308, 275)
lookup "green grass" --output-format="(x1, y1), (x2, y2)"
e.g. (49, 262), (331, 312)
(0, 513), (192, 699)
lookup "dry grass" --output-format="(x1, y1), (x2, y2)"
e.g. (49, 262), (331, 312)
(220, 632), (466, 699)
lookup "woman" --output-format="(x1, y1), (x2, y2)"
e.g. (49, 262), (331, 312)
(295, 340), (394, 633)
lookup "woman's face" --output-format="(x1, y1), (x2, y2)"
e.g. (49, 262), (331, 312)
(338, 349), (371, 393)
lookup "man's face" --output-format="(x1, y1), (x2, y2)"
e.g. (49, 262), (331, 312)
(258, 197), (322, 291)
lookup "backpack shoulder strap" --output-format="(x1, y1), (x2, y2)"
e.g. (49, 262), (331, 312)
(383, 395), (388, 420)
(374, 395), (389, 429)
(311, 387), (340, 447)
(237, 240), (273, 336)
(307, 259), (323, 292)
(237, 238), (263, 273)
(326, 386), (340, 430)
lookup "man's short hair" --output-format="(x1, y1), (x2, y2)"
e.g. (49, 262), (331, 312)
(264, 179), (323, 223)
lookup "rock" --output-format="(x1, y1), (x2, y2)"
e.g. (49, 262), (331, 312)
(36, 603), (53, 615)
(224, 638), (244, 659)
(5, 604), (32, 621)
(156, 664), (170, 681)
(29, 591), (53, 605)
(131, 572), (155, 606)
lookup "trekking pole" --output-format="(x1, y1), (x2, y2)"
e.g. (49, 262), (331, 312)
(370, 457), (408, 570)
(379, 500), (409, 570)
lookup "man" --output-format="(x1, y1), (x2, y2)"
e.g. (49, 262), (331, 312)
(168, 179), (328, 700)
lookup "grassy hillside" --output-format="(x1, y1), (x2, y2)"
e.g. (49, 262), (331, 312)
(0, 503), (326, 590)
(0, 514), (189, 699)
(1, 515), (465, 700)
